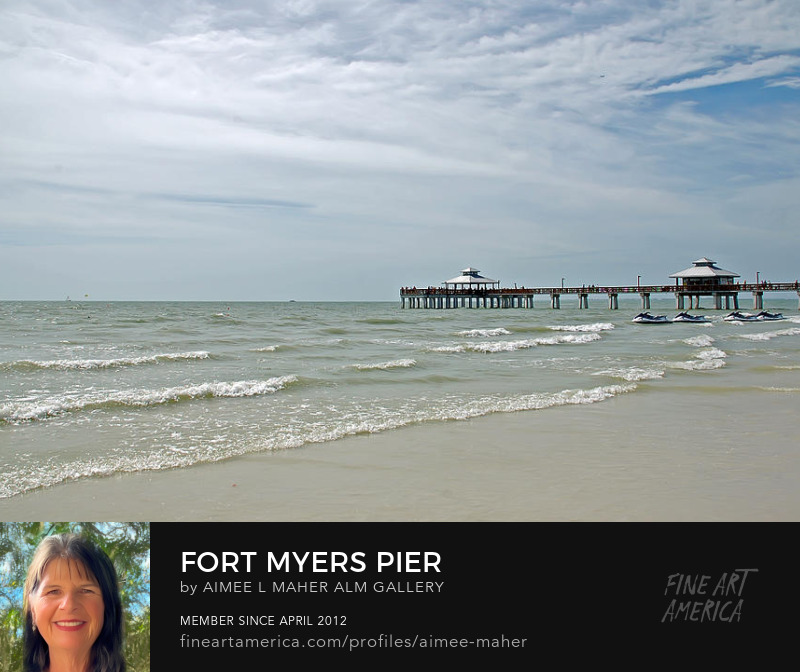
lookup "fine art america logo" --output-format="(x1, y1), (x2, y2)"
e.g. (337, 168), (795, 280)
(661, 569), (758, 623)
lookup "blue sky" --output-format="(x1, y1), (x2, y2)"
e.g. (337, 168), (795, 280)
(1, 0), (799, 300)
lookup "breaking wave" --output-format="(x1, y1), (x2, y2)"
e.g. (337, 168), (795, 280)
(457, 328), (512, 337)
(351, 359), (417, 371)
(427, 345), (466, 353)
(1, 351), (210, 371)
(672, 347), (727, 371)
(683, 335), (715, 347)
(548, 322), (615, 332)
(0, 382), (636, 498)
(738, 328), (800, 342)
(466, 333), (602, 353)
(0, 376), (298, 423)
(594, 367), (665, 382)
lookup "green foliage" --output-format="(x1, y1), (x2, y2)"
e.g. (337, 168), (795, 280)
(0, 523), (150, 672)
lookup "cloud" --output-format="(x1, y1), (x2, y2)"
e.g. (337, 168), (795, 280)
(766, 76), (800, 89)
(646, 55), (800, 95)
(1, 0), (799, 299)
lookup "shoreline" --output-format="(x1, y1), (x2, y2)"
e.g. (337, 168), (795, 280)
(1, 382), (798, 522)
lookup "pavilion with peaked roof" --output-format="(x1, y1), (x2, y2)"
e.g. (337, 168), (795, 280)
(670, 257), (739, 284)
(669, 257), (741, 309)
(443, 267), (500, 290)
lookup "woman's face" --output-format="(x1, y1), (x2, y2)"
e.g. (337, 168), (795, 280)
(30, 558), (105, 658)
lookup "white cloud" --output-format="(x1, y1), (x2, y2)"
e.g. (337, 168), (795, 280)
(1, 0), (799, 299)
(766, 76), (800, 89)
(646, 55), (800, 95)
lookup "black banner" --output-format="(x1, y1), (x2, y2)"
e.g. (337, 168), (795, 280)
(151, 522), (794, 664)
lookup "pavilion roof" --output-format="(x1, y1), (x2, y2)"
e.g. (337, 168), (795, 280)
(670, 257), (739, 278)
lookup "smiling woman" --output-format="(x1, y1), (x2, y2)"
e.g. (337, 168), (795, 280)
(23, 535), (125, 672)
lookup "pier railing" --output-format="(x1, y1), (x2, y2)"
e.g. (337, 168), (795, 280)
(399, 282), (800, 310)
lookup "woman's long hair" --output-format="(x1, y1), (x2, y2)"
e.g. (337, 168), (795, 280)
(22, 533), (126, 672)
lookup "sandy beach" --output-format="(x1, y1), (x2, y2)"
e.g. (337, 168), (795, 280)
(2, 382), (798, 522)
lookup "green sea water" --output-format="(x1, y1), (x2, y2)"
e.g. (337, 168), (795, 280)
(1, 298), (798, 499)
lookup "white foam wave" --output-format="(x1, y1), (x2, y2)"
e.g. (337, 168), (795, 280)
(594, 367), (665, 382)
(6, 351), (210, 370)
(0, 382), (637, 498)
(549, 322), (615, 332)
(252, 345), (280, 352)
(457, 328), (512, 337)
(427, 345), (466, 353)
(467, 333), (601, 352)
(757, 386), (800, 393)
(739, 328), (800, 342)
(247, 384), (637, 450)
(352, 358), (417, 371)
(683, 335), (715, 347)
(697, 347), (727, 361)
(430, 384), (637, 420)
(672, 347), (727, 371)
(0, 376), (298, 423)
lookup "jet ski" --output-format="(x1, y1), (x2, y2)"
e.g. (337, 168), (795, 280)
(724, 311), (760, 322)
(756, 310), (786, 321)
(672, 312), (710, 323)
(632, 312), (670, 324)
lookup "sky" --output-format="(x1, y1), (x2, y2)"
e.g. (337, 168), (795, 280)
(1, 0), (799, 301)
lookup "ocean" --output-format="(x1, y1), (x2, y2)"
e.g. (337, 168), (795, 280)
(1, 297), (799, 507)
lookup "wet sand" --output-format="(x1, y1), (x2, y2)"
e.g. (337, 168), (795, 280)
(1, 385), (798, 522)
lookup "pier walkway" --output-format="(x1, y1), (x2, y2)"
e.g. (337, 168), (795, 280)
(400, 282), (800, 310)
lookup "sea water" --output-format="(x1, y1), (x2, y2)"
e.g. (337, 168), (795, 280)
(1, 298), (798, 500)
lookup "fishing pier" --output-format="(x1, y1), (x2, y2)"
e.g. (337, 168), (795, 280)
(400, 261), (800, 310)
